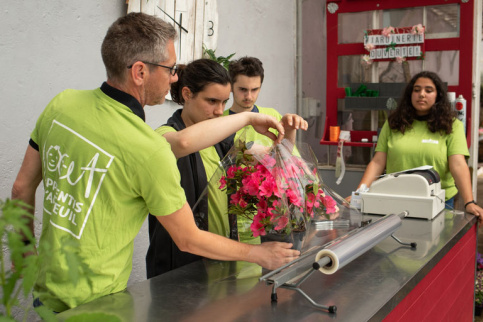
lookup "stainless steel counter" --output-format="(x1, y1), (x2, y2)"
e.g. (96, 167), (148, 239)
(58, 210), (476, 321)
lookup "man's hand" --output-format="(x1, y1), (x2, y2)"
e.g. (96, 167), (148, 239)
(281, 114), (308, 131)
(249, 114), (285, 145)
(281, 114), (308, 144)
(247, 242), (300, 270)
(159, 203), (300, 269)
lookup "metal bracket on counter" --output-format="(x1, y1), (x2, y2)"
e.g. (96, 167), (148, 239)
(261, 247), (337, 313)
(391, 234), (417, 248)
(260, 212), (417, 314)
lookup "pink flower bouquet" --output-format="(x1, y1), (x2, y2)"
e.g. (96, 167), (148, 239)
(219, 138), (339, 239)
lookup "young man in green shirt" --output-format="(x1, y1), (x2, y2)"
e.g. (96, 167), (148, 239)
(224, 56), (308, 243)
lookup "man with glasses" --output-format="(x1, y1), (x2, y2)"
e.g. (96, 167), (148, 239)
(128, 61), (178, 75)
(11, 12), (299, 313)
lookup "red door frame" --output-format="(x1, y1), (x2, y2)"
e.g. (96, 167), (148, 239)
(325, 0), (475, 146)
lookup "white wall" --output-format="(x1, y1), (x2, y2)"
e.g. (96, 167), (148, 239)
(216, 1), (297, 115)
(0, 0), (296, 201)
(0, 1), (297, 314)
(1, 2), (127, 318)
(1, 2), (125, 195)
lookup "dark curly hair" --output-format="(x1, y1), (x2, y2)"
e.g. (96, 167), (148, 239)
(388, 71), (456, 134)
(228, 56), (264, 84)
(170, 58), (231, 105)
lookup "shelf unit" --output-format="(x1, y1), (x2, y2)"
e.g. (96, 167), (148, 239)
(319, 116), (378, 147)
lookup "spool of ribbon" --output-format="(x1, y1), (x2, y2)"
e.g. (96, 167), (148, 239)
(329, 126), (340, 142)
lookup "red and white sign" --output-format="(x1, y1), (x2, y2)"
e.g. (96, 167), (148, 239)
(363, 26), (425, 61)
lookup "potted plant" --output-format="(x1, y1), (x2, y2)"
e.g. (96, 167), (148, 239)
(0, 199), (115, 321)
(218, 139), (339, 250)
(0, 199), (59, 321)
(202, 44), (235, 70)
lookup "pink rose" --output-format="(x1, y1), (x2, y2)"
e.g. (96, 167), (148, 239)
(255, 164), (270, 176)
(257, 199), (268, 212)
(322, 195), (339, 214)
(239, 198), (248, 208)
(306, 192), (316, 208)
(230, 191), (241, 205)
(323, 195), (337, 208)
(411, 24), (425, 35)
(242, 174), (261, 196)
(361, 55), (372, 65)
(260, 176), (277, 197)
(219, 176), (226, 189)
(382, 26), (395, 38)
(274, 216), (289, 231)
(326, 205), (339, 214)
(364, 43), (375, 52)
(250, 217), (266, 237)
(286, 189), (302, 207)
(226, 166), (237, 178)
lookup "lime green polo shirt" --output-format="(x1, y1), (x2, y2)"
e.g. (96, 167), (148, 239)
(31, 87), (186, 312)
(376, 119), (469, 200)
(223, 106), (283, 145)
(156, 126), (230, 238)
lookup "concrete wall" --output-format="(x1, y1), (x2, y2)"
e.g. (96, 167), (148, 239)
(0, 1), (297, 315)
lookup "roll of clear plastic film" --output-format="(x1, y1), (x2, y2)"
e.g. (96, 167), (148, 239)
(314, 212), (406, 274)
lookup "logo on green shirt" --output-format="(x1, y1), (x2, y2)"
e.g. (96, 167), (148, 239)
(42, 120), (114, 239)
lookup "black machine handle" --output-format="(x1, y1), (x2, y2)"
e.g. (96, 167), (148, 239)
(395, 168), (440, 184)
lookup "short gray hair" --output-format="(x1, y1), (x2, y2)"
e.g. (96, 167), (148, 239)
(101, 12), (177, 82)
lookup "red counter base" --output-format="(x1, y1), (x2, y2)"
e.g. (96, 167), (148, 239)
(384, 223), (477, 321)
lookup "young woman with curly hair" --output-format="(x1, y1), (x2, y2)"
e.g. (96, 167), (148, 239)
(356, 71), (483, 220)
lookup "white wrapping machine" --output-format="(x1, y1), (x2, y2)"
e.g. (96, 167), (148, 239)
(359, 168), (445, 220)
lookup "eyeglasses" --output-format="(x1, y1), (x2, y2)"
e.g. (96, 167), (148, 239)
(127, 61), (178, 76)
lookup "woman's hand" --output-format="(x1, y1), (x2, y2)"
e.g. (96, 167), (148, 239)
(465, 202), (483, 225)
